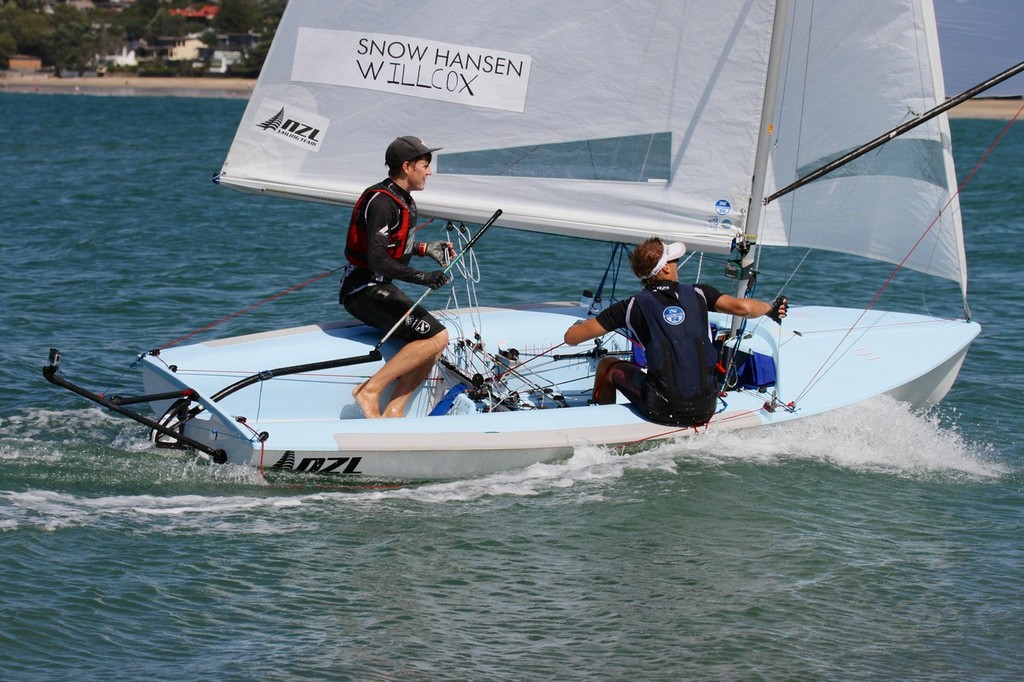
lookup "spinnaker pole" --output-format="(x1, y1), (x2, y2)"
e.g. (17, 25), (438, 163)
(375, 208), (502, 350)
(764, 58), (1024, 205)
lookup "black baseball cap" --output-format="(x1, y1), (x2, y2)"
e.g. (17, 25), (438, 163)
(385, 136), (442, 169)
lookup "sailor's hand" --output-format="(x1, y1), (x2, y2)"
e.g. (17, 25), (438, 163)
(767, 295), (788, 324)
(418, 241), (455, 266)
(415, 270), (449, 290)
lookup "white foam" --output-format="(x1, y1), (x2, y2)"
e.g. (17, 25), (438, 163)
(0, 407), (120, 444)
(0, 488), (303, 532)
(666, 395), (1006, 479)
(330, 397), (1006, 506)
(0, 397), (1005, 530)
(337, 445), (633, 505)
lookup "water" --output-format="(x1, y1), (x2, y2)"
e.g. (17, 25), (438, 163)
(1, 92), (1022, 680)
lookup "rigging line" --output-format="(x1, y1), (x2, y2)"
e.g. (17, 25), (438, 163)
(375, 211), (501, 352)
(498, 360), (576, 397)
(590, 242), (625, 309)
(600, 244), (624, 307)
(489, 341), (571, 383)
(155, 264), (345, 352)
(411, 218), (437, 233)
(452, 224), (484, 331)
(436, 226), (483, 356)
(618, 423), (708, 449)
(457, 340), (603, 403)
(791, 104), (1023, 405)
(775, 248), (813, 297)
(639, 134), (657, 181)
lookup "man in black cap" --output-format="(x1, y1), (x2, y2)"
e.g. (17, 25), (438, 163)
(341, 136), (454, 418)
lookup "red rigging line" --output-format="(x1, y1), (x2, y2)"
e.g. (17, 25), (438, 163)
(791, 105), (1023, 407)
(154, 265), (345, 352)
(156, 220), (438, 352)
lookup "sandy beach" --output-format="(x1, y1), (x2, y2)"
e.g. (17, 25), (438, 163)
(946, 96), (1024, 119)
(1, 73), (1021, 118)
(0, 74), (255, 99)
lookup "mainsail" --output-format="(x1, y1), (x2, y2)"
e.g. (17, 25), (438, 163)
(219, 0), (778, 253)
(219, 0), (965, 289)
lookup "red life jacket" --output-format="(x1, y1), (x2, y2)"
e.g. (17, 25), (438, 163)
(344, 185), (412, 268)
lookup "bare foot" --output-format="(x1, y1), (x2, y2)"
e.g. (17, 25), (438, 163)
(382, 404), (405, 418)
(352, 381), (381, 419)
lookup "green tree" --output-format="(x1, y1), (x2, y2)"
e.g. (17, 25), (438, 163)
(91, 11), (126, 65)
(214, 0), (261, 34)
(0, 31), (16, 68)
(0, 4), (51, 58)
(242, 0), (286, 72)
(146, 7), (189, 41)
(45, 4), (95, 75)
(119, 0), (163, 42)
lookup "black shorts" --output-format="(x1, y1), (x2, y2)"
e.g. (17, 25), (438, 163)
(641, 382), (718, 427)
(342, 282), (446, 342)
(609, 360), (717, 426)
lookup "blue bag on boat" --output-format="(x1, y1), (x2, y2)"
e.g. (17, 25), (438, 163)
(430, 384), (469, 416)
(736, 350), (776, 390)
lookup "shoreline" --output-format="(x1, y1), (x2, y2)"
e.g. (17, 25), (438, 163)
(1, 73), (1022, 118)
(0, 74), (255, 99)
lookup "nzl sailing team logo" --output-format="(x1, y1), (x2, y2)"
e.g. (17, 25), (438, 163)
(663, 306), (686, 325)
(255, 101), (330, 152)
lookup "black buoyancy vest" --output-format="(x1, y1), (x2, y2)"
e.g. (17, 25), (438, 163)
(344, 183), (412, 268)
(634, 283), (718, 404)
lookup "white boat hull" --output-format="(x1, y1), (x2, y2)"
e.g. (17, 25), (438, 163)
(138, 301), (979, 480)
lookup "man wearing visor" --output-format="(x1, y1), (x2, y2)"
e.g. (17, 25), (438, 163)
(564, 237), (787, 426)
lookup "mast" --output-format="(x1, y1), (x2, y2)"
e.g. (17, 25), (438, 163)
(732, 0), (790, 325)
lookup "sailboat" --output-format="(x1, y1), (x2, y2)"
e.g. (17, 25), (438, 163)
(46, 0), (1001, 480)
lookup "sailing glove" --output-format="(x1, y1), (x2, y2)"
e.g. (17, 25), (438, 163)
(767, 295), (788, 324)
(415, 270), (449, 290)
(418, 241), (455, 266)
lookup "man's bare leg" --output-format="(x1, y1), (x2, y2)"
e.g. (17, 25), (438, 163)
(352, 330), (449, 418)
(381, 359), (436, 418)
(592, 356), (622, 404)
(351, 379), (381, 418)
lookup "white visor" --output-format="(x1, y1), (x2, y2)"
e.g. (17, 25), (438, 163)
(647, 241), (686, 278)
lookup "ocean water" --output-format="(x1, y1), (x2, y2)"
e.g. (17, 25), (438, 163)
(1, 92), (1022, 680)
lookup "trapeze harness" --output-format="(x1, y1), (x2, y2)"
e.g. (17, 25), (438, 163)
(344, 182), (414, 268)
(631, 282), (719, 425)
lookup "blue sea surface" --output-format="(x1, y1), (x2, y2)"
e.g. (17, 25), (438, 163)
(1, 92), (1022, 680)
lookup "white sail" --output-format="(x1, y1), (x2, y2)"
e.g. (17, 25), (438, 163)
(219, 0), (778, 254)
(759, 0), (967, 291)
(219, 0), (966, 288)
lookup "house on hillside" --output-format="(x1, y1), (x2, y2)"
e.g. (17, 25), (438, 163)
(169, 5), (219, 21)
(198, 48), (243, 74)
(196, 31), (262, 73)
(98, 46), (137, 68)
(138, 34), (206, 63)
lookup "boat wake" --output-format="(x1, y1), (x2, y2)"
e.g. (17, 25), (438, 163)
(0, 397), (1007, 532)
(314, 396), (1007, 505)
(674, 395), (1005, 480)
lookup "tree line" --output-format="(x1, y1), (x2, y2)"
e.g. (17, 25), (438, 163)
(0, 0), (285, 76)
